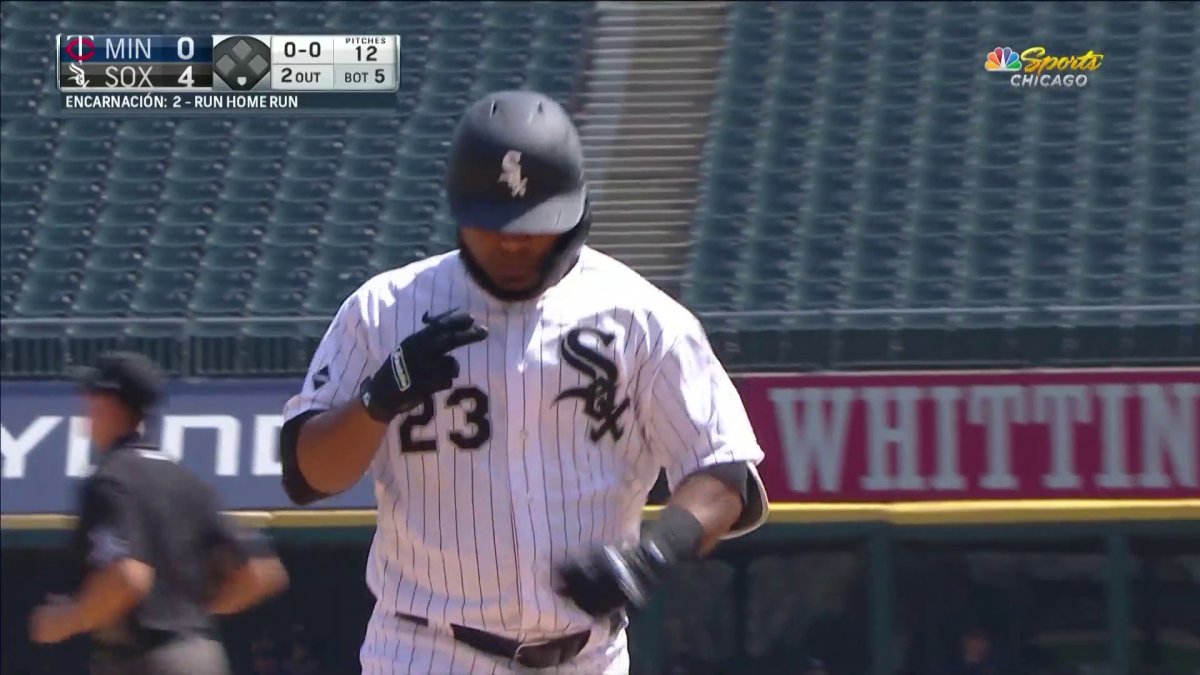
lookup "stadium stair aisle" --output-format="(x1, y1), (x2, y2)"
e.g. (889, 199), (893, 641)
(577, 0), (727, 297)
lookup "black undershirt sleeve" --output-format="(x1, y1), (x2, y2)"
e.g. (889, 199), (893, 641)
(278, 409), (332, 506)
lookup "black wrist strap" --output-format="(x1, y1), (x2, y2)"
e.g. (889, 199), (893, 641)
(359, 379), (395, 424)
(642, 504), (704, 565)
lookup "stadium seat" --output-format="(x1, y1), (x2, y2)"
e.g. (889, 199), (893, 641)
(246, 286), (307, 316)
(321, 223), (378, 247)
(0, 243), (32, 270)
(303, 283), (350, 315)
(2, 136), (57, 162)
(190, 284), (248, 317)
(203, 244), (261, 270)
(0, 179), (42, 204)
(107, 179), (166, 204)
(91, 223), (152, 248)
(16, 269), (84, 317)
(0, 203), (38, 227)
(261, 245), (317, 271)
(75, 272), (138, 317)
(86, 244), (146, 271)
(263, 223), (322, 248)
(166, 158), (228, 182)
(145, 245), (203, 271)
(149, 223), (208, 247)
(176, 118), (235, 140)
(273, 4), (328, 28)
(30, 246), (88, 272)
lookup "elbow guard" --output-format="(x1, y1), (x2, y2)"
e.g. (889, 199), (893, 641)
(692, 461), (751, 504)
(691, 461), (768, 535)
(278, 411), (332, 506)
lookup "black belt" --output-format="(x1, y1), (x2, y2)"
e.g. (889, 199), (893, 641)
(92, 628), (180, 659)
(395, 612), (598, 669)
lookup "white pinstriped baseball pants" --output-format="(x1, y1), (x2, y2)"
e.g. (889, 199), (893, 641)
(360, 602), (630, 675)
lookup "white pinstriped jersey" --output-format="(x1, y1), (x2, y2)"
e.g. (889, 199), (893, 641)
(283, 246), (767, 640)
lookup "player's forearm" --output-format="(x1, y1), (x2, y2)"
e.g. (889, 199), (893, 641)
(209, 556), (288, 615)
(666, 472), (745, 556)
(69, 559), (155, 634)
(295, 401), (388, 495)
(556, 471), (746, 617)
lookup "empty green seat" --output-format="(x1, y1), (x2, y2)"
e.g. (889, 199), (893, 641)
(263, 224), (321, 247)
(33, 224), (93, 248)
(152, 224), (210, 248)
(15, 270), (82, 317)
(303, 283), (350, 315)
(195, 269), (255, 294)
(75, 283), (136, 317)
(145, 245), (203, 270)
(258, 266), (313, 292)
(321, 224), (378, 247)
(261, 245), (316, 271)
(314, 245), (372, 272)
(31, 246), (88, 272)
(190, 285), (247, 316)
(246, 287), (307, 317)
(203, 245), (260, 270)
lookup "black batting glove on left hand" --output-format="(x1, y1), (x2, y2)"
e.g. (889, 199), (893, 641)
(555, 542), (670, 618)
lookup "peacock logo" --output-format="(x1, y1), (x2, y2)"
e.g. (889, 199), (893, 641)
(985, 47), (1022, 72)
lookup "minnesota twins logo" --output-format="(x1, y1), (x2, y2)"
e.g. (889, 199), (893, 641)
(554, 327), (630, 443)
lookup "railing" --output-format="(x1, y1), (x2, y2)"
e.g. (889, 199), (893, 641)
(1, 316), (329, 326)
(2, 304), (1197, 378)
(696, 303), (1200, 320)
(3, 302), (1198, 327)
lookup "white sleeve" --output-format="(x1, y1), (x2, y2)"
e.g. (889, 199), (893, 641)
(644, 317), (769, 537)
(283, 292), (375, 422)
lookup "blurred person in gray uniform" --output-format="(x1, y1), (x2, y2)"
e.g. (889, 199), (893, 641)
(28, 351), (289, 675)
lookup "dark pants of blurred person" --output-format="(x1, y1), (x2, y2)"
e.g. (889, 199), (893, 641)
(89, 635), (230, 675)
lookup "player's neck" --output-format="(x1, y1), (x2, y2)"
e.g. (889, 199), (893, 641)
(457, 244), (584, 305)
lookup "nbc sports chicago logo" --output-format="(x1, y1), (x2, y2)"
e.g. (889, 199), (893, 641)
(985, 46), (1104, 88)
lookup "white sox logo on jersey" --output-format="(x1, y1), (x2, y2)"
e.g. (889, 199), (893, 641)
(554, 327), (631, 443)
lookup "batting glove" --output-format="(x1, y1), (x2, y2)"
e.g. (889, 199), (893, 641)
(555, 542), (670, 618)
(557, 505), (705, 618)
(360, 309), (487, 423)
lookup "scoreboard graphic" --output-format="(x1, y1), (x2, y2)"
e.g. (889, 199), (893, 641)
(56, 34), (399, 112)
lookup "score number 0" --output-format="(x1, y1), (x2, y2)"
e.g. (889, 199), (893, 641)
(176, 36), (197, 87)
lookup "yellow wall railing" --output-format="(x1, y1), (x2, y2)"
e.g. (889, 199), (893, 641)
(3, 500), (1197, 531)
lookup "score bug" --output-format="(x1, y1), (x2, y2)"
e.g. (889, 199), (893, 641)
(57, 33), (400, 112)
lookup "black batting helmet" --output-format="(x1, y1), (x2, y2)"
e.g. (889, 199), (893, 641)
(446, 90), (588, 235)
(446, 90), (592, 301)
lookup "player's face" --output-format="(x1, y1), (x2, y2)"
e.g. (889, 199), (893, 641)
(460, 227), (560, 292)
(82, 392), (127, 448)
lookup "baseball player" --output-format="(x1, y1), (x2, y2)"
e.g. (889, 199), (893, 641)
(279, 90), (769, 674)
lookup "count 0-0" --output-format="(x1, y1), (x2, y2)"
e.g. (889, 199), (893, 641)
(284, 40), (322, 58)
